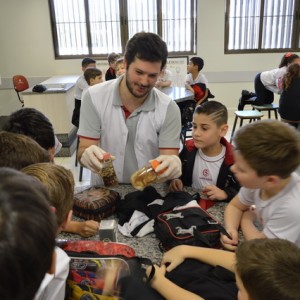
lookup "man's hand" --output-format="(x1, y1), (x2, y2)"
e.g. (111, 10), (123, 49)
(80, 145), (107, 173)
(155, 155), (182, 181)
(169, 178), (184, 192)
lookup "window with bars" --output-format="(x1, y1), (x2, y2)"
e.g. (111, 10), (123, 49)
(48, 0), (197, 58)
(225, 0), (300, 53)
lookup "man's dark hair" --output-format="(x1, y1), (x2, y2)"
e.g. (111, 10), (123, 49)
(124, 32), (168, 70)
(0, 167), (56, 300)
(190, 57), (204, 71)
(82, 57), (96, 68)
(3, 108), (55, 150)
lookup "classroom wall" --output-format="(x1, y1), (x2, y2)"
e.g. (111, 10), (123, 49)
(0, 0), (283, 116)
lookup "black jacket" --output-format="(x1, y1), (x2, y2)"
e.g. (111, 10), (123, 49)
(180, 137), (240, 202)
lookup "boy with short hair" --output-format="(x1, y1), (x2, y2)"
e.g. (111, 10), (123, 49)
(147, 238), (300, 300)
(0, 168), (57, 300)
(0, 131), (50, 169)
(169, 101), (240, 209)
(22, 163), (74, 300)
(84, 67), (103, 86)
(72, 57), (96, 127)
(3, 107), (61, 161)
(221, 120), (300, 250)
(185, 57), (209, 105)
(105, 52), (120, 81)
(0, 130), (99, 238)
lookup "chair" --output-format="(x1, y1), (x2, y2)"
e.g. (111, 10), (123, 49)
(12, 75), (29, 106)
(230, 110), (264, 142)
(251, 103), (279, 119)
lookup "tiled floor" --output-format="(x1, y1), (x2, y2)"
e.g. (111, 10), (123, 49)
(55, 111), (269, 187)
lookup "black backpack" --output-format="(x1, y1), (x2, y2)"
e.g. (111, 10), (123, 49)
(154, 191), (231, 251)
(165, 259), (238, 300)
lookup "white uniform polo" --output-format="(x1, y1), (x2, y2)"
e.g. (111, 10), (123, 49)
(78, 76), (181, 184)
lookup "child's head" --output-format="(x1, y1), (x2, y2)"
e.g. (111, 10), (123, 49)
(84, 67), (103, 86)
(235, 238), (300, 300)
(188, 57), (204, 72)
(81, 57), (96, 71)
(3, 107), (55, 152)
(282, 62), (300, 90)
(192, 101), (228, 150)
(0, 167), (56, 300)
(278, 52), (300, 68)
(22, 163), (74, 230)
(107, 52), (120, 69)
(0, 131), (50, 170)
(232, 120), (300, 183)
(115, 57), (125, 77)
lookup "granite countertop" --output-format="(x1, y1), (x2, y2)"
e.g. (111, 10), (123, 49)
(22, 82), (75, 95)
(58, 183), (228, 265)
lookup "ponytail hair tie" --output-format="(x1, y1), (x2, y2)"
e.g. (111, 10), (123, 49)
(285, 52), (294, 58)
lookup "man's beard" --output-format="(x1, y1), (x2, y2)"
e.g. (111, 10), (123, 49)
(125, 76), (150, 99)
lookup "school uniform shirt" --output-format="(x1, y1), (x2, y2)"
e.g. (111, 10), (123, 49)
(239, 172), (300, 247)
(260, 66), (287, 94)
(179, 137), (240, 202)
(74, 75), (89, 101)
(78, 76), (181, 185)
(186, 72), (208, 87)
(35, 247), (70, 300)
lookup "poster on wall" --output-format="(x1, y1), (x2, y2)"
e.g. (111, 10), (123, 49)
(166, 56), (188, 87)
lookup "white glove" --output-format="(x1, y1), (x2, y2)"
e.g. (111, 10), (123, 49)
(154, 155), (182, 182)
(80, 145), (106, 173)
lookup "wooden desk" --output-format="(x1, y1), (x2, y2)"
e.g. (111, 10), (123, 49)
(22, 75), (80, 156)
(160, 86), (194, 103)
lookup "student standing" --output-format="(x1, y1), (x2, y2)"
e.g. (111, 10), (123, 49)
(72, 57), (96, 127)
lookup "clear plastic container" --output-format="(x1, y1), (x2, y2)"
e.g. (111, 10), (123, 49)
(100, 153), (119, 187)
(130, 160), (165, 190)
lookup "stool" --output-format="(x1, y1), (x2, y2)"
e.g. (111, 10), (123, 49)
(230, 110), (264, 142)
(251, 103), (279, 119)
